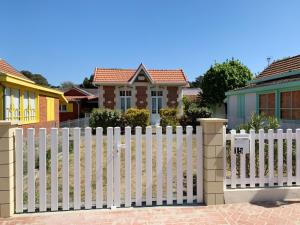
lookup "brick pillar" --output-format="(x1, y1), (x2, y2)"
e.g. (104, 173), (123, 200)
(199, 118), (227, 205)
(0, 121), (18, 217)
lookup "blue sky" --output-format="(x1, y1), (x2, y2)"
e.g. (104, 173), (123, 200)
(1, 0), (300, 86)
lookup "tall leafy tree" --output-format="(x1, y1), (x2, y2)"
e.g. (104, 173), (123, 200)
(20, 70), (50, 87)
(200, 59), (253, 106)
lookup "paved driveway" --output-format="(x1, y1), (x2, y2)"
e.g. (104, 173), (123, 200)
(1, 202), (300, 225)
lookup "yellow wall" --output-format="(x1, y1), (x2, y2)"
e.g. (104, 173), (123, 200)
(67, 103), (73, 112)
(46, 97), (55, 121)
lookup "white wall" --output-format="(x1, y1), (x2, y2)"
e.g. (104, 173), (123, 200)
(245, 93), (256, 121)
(227, 95), (238, 129)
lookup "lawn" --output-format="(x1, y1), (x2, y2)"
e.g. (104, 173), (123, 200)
(27, 133), (198, 208)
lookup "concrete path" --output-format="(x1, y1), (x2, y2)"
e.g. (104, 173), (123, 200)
(1, 201), (300, 224)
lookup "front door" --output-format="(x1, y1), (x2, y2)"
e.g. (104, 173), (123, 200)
(151, 90), (163, 125)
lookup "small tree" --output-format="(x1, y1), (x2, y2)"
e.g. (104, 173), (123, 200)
(80, 74), (95, 88)
(200, 59), (253, 107)
(60, 81), (76, 89)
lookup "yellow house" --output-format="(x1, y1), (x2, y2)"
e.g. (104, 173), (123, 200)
(0, 59), (67, 131)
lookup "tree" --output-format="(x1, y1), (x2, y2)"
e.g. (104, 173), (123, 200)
(60, 81), (76, 89)
(20, 70), (50, 87)
(189, 75), (203, 88)
(200, 59), (253, 106)
(80, 74), (95, 88)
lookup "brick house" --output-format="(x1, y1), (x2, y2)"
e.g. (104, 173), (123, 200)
(0, 59), (67, 133)
(226, 55), (300, 130)
(59, 86), (98, 122)
(93, 63), (188, 125)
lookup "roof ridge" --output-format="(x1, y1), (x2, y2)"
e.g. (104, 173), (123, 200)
(270, 54), (300, 65)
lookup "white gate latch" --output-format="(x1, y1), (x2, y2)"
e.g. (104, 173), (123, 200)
(234, 134), (250, 155)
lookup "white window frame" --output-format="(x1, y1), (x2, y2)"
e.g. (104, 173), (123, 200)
(151, 90), (163, 114)
(60, 104), (67, 112)
(120, 89), (132, 112)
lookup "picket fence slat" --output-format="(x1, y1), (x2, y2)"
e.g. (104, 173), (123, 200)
(240, 129), (246, 188)
(96, 127), (103, 208)
(85, 127), (92, 209)
(287, 129), (293, 186)
(27, 128), (35, 212)
(166, 126), (173, 205)
(135, 126), (142, 207)
(186, 126), (193, 204)
(125, 127), (131, 207)
(113, 127), (121, 207)
(156, 126), (163, 206)
(249, 129), (255, 188)
(107, 127), (113, 208)
(259, 129), (265, 188)
(268, 129), (274, 187)
(51, 128), (58, 211)
(146, 126), (153, 206)
(277, 129), (284, 186)
(73, 128), (81, 210)
(230, 129), (237, 188)
(39, 128), (47, 212)
(15, 128), (23, 213)
(62, 128), (69, 211)
(176, 126), (183, 205)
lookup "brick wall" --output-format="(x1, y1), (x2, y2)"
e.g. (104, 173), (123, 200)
(21, 95), (59, 135)
(136, 86), (148, 109)
(59, 102), (80, 122)
(103, 86), (115, 109)
(167, 87), (178, 108)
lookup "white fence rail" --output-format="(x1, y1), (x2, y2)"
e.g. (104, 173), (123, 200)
(15, 125), (203, 213)
(225, 128), (300, 189)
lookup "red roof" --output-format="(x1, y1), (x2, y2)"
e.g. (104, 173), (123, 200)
(0, 59), (33, 82)
(257, 55), (300, 79)
(93, 64), (188, 84)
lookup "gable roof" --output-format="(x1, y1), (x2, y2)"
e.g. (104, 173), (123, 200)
(257, 55), (300, 80)
(63, 86), (97, 101)
(0, 59), (34, 83)
(93, 64), (188, 85)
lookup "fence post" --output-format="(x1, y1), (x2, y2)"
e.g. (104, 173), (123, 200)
(0, 121), (19, 217)
(199, 118), (227, 205)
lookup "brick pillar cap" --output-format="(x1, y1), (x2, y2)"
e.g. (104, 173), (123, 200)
(0, 121), (21, 126)
(198, 118), (227, 124)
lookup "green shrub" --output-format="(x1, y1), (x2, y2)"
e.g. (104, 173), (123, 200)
(180, 103), (211, 131)
(89, 109), (123, 133)
(237, 112), (279, 132)
(160, 108), (179, 131)
(123, 108), (150, 130)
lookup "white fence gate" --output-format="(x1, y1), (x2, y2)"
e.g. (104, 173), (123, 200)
(15, 125), (203, 213)
(225, 128), (300, 189)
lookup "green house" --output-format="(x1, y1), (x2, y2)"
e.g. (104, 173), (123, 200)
(226, 55), (300, 130)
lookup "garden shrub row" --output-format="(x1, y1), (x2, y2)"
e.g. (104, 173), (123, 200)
(89, 103), (211, 133)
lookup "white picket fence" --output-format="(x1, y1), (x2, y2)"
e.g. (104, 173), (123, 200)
(15, 125), (203, 213)
(225, 128), (300, 189)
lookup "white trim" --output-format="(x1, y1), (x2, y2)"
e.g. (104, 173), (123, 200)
(129, 64), (153, 85)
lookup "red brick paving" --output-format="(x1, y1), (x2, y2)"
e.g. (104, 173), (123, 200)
(1, 202), (300, 225)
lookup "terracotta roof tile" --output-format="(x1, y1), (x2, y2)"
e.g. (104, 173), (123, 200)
(0, 59), (33, 82)
(257, 55), (300, 79)
(93, 67), (187, 84)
